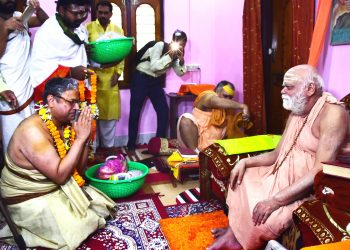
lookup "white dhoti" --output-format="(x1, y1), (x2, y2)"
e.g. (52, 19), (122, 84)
(96, 120), (117, 148)
(0, 153), (115, 250)
(0, 12), (34, 151)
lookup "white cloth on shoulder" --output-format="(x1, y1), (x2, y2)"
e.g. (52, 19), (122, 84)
(0, 11), (34, 151)
(30, 15), (88, 88)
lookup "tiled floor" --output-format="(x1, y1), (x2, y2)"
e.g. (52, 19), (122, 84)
(151, 179), (199, 206)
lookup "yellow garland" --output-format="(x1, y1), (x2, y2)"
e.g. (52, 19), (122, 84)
(90, 73), (97, 104)
(36, 102), (85, 186)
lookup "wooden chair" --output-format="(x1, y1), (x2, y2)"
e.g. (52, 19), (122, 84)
(0, 193), (26, 249)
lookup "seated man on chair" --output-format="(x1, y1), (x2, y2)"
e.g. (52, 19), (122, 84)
(207, 64), (350, 250)
(0, 78), (115, 249)
(177, 80), (250, 152)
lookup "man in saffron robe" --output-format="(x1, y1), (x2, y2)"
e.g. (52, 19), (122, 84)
(30, 0), (93, 102)
(207, 64), (350, 250)
(86, 0), (124, 149)
(0, 78), (115, 249)
(177, 80), (250, 152)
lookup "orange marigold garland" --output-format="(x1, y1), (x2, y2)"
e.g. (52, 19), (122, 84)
(35, 101), (85, 186)
(78, 71), (99, 159)
(34, 72), (99, 186)
(78, 80), (85, 102)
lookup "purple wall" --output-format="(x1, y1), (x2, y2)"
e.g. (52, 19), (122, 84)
(318, 26), (350, 99)
(315, 0), (350, 99)
(116, 0), (245, 140)
(34, 0), (347, 144)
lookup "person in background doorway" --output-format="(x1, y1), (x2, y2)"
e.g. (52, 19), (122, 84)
(86, 0), (125, 150)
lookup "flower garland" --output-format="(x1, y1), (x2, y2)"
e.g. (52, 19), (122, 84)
(78, 72), (99, 119)
(34, 101), (85, 186)
(78, 71), (99, 159)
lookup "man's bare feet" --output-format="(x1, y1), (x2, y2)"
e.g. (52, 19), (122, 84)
(211, 227), (228, 239)
(207, 227), (242, 250)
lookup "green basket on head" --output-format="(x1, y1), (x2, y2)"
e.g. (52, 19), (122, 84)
(85, 161), (149, 199)
(88, 37), (133, 64)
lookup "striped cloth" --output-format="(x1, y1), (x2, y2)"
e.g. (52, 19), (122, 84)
(175, 187), (200, 204)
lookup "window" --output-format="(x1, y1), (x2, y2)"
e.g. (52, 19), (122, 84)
(92, 0), (164, 89)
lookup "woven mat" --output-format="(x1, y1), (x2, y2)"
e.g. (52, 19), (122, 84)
(0, 195), (169, 250)
(165, 199), (225, 218)
(159, 210), (228, 250)
(78, 194), (170, 250)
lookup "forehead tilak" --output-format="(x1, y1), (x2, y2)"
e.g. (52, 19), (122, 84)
(283, 69), (301, 85)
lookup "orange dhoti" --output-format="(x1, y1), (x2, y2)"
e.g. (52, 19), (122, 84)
(226, 93), (347, 249)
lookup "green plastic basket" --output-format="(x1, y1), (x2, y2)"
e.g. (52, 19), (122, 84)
(88, 37), (133, 64)
(85, 161), (149, 199)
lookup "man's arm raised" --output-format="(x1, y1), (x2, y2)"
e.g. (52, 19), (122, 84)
(27, 0), (49, 28)
(206, 94), (250, 118)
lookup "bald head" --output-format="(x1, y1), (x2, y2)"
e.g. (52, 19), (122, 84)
(284, 64), (324, 96)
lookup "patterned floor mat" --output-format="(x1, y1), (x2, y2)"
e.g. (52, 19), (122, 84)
(165, 199), (226, 218)
(78, 195), (169, 250)
(0, 195), (169, 250)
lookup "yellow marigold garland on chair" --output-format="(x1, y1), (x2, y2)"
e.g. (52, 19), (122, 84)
(34, 101), (85, 186)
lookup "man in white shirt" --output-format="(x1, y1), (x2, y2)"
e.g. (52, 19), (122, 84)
(30, 0), (93, 102)
(127, 30), (188, 151)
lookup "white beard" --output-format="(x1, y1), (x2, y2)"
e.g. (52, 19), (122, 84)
(282, 95), (293, 110)
(282, 92), (307, 115)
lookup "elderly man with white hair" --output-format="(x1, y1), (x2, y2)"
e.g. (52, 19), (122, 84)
(208, 64), (350, 250)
